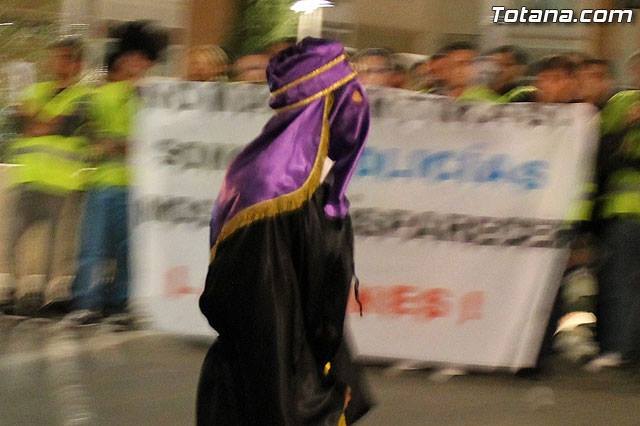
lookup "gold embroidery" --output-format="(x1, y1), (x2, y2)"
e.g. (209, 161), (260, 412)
(338, 414), (347, 426)
(270, 54), (347, 98)
(351, 90), (363, 104)
(274, 72), (357, 114)
(210, 93), (335, 262)
(338, 386), (352, 426)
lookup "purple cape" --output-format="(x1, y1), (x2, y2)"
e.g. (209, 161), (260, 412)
(198, 38), (374, 425)
(209, 38), (370, 257)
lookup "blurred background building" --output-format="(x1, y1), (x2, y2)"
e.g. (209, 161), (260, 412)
(2, 0), (640, 94)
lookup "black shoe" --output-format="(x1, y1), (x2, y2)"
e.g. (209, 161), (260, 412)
(104, 311), (137, 331)
(0, 299), (15, 315)
(64, 309), (104, 326)
(38, 300), (72, 318)
(516, 367), (545, 380)
(14, 293), (44, 316)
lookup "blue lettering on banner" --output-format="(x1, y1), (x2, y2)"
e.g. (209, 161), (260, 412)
(355, 147), (548, 190)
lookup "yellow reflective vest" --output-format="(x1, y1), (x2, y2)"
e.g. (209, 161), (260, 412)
(6, 81), (91, 193)
(599, 90), (640, 218)
(456, 85), (501, 103)
(88, 81), (138, 188)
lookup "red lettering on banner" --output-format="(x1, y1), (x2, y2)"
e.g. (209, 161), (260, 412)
(165, 266), (200, 297)
(348, 284), (484, 324)
(421, 288), (452, 320)
(389, 285), (415, 315)
(458, 291), (485, 324)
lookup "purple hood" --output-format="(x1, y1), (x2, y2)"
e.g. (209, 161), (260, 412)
(209, 38), (370, 256)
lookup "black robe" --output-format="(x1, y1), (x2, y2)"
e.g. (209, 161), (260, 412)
(197, 177), (373, 425)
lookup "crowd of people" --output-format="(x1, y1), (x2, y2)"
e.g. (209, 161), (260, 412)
(0, 22), (168, 327)
(2, 25), (640, 374)
(185, 39), (623, 112)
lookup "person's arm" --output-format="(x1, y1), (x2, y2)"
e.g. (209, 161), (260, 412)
(10, 97), (48, 136)
(88, 138), (127, 162)
(324, 82), (370, 218)
(101, 138), (128, 156)
(85, 89), (127, 161)
(598, 92), (640, 176)
(13, 83), (50, 135)
(601, 91), (640, 136)
(23, 118), (61, 137)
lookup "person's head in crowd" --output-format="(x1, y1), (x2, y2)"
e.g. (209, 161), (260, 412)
(48, 36), (85, 86)
(267, 37), (297, 58)
(441, 41), (478, 97)
(531, 55), (577, 103)
(473, 54), (500, 88)
(408, 59), (431, 91)
(105, 49), (127, 82)
(110, 21), (169, 82)
(627, 50), (640, 88)
(576, 59), (614, 108)
(185, 45), (229, 82)
(390, 62), (408, 89)
(414, 52), (450, 93)
(488, 45), (528, 95)
(351, 48), (395, 87)
(232, 52), (270, 83)
(565, 51), (590, 99)
(565, 51), (590, 69)
(430, 52), (449, 86)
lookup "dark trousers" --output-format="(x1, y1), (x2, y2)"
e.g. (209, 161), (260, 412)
(596, 219), (640, 359)
(4, 187), (65, 282)
(535, 286), (564, 369)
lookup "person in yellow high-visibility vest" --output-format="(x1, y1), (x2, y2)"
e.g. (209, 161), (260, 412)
(501, 55), (588, 376)
(440, 42), (501, 103)
(68, 22), (167, 325)
(501, 55), (578, 104)
(587, 85), (640, 369)
(0, 37), (91, 315)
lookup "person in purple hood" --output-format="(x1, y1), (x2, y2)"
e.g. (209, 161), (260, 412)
(197, 38), (373, 425)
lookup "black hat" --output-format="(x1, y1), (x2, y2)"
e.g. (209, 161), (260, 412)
(110, 21), (169, 62)
(103, 41), (121, 72)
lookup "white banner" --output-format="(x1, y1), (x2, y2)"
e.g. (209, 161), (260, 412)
(132, 81), (598, 368)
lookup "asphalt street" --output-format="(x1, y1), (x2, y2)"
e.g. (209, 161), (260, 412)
(2, 316), (640, 426)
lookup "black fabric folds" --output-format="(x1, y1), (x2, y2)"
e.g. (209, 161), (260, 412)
(197, 180), (373, 425)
